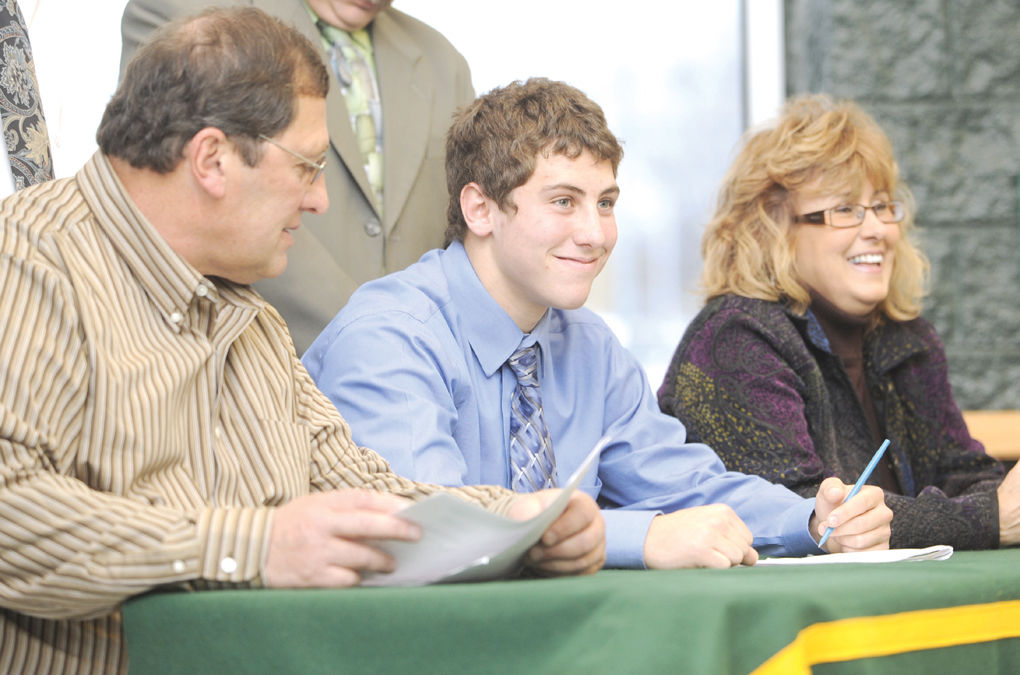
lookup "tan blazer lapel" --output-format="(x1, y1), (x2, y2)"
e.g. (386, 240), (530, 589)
(324, 65), (375, 210)
(372, 12), (431, 235)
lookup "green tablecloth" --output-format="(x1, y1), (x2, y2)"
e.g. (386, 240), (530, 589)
(123, 549), (1020, 674)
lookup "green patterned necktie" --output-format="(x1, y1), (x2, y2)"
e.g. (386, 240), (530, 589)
(318, 22), (383, 214)
(0, 0), (53, 189)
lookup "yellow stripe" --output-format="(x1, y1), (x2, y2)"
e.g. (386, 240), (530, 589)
(753, 600), (1020, 674)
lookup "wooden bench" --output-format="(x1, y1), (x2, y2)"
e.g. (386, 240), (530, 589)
(962, 410), (1020, 462)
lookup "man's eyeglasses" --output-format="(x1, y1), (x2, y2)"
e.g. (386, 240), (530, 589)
(258, 134), (327, 185)
(794, 201), (905, 228)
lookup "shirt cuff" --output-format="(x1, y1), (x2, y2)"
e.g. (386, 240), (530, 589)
(195, 507), (274, 585)
(754, 497), (822, 558)
(602, 509), (658, 569)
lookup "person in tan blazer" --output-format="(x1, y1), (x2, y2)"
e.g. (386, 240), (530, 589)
(121, 0), (475, 352)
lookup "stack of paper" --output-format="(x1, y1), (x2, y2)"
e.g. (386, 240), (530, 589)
(756, 544), (953, 566)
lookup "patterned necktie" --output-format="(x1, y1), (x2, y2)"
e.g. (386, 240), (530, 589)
(0, 0), (53, 189)
(318, 23), (383, 213)
(507, 344), (558, 492)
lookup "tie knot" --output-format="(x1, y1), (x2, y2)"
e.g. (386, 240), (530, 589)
(507, 344), (539, 385)
(318, 21), (372, 59)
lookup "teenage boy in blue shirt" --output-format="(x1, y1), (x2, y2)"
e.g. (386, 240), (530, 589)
(304, 78), (892, 569)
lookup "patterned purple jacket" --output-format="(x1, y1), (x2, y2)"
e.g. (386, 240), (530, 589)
(658, 294), (1004, 549)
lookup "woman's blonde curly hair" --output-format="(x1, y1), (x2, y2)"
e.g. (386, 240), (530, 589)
(700, 94), (928, 321)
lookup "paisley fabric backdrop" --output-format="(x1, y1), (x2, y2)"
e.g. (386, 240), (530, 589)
(0, 0), (52, 188)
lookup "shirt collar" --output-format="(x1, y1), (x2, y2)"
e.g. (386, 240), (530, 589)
(76, 153), (263, 330)
(803, 308), (833, 353)
(442, 241), (551, 376)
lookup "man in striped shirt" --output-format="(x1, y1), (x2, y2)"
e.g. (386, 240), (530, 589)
(0, 8), (604, 673)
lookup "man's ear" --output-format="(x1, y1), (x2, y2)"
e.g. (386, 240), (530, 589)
(187, 127), (232, 199)
(460, 182), (496, 237)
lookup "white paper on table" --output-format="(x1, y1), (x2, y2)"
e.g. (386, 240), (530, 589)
(361, 436), (610, 587)
(756, 544), (953, 566)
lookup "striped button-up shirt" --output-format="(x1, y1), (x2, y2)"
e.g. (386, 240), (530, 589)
(0, 153), (514, 673)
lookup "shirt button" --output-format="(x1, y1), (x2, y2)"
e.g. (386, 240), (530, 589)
(195, 284), (209, 298)
(364, 218), (382, 237)
(172, 560), (186, 574)
(220, 557), (238, 574)
(169, 311), (183, 325)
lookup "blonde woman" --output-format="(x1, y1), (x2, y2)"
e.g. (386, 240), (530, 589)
(658, 94), (1020, 549)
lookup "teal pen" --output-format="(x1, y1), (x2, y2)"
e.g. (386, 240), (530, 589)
(817, 439), (891, 548)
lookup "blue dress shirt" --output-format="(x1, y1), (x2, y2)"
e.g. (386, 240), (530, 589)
(304, 242), (821, 567)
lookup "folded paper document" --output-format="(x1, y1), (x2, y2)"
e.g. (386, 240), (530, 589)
(361, 436), (608, 586)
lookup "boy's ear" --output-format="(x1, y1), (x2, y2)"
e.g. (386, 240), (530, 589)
(187, 127), (232, 199)
(460, 182), (495, 237)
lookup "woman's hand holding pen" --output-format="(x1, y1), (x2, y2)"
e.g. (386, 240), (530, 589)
(810, 477), (892, 552)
